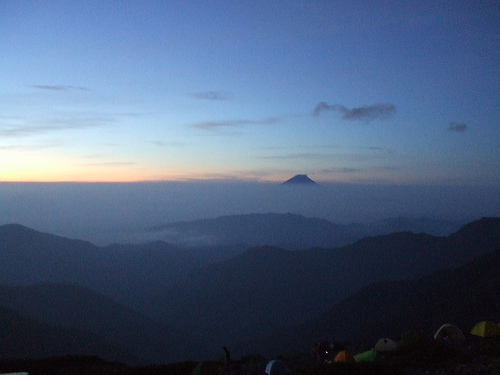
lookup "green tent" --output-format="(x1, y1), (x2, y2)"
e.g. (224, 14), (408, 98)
(353, 348), (382, 363)
(190, 362), (202, 375)
(470, 320), (500, 338)
(189, 361), (221, 375)
(399, 330), (428, 348)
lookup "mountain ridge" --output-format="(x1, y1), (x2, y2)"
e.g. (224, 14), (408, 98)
(148, 212), (355, 249)
(0, 304), (137, 363)
(281, 174), (318, 185)
(0, 217), (498, 362)
(150, 217), (500, 358)
(147, 212), (465, 249)
(0, 283), (203, 364)
(239, 245), (500, 357)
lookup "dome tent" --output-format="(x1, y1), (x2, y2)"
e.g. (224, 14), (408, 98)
(399, 330), (428, 348)
(434, 324), (466, 344)
(470, 320), (500, 338)
(265, 360), (289, 375)
(333, 350), (356, 363)
(353, 348), (382, 363)
(374, 337), (399, 352)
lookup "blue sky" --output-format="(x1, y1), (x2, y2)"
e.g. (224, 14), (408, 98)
(2, 0), (498, 184)
(1, 1), (499, 243)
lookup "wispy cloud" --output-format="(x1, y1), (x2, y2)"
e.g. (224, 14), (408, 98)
(82, 161), (136, 166)
(321, 167), (358, 174)
(448, 122), (468, 132)
(191, 117), (280, 131)
(0, 125), (76, 138)
(260, 152), (332, 160)
(343, 103), (396, 121)
(313, 102), (397, 121)
(149, 140), (186, 147)
(32, 85), (90, 91)
(0, 112), (115, 139)
(363, 146), (395, 154)
(189, 91), (232, 101)
(261, 146), (395, 163)
(313, 102), (346, 116)
(1, 122), (103, 139)
(0, 142), (61, 151)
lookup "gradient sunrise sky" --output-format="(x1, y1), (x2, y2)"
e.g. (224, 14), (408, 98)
(1, 1), (499, 184)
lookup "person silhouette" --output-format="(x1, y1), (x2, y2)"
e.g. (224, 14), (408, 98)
(223, 346), (231, 374)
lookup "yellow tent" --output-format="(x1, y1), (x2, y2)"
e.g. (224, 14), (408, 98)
(470, 320), (500, 338)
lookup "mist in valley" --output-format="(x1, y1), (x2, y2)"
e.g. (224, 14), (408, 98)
(1, 181), (497, 246)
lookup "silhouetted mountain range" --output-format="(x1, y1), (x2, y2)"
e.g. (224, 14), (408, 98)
(0, 217), (498, 363)
(150, 218), (500, 358)
(149, 213), (356, 249)
(282, 174), (318, 185)
(346, 216), (467, 238)
(0, 224), (233, 310)
(0, 283), (202, 364)
(240, 244), (500, 357)
(0, 304), (135, 363)
(148, 213), (465, 249)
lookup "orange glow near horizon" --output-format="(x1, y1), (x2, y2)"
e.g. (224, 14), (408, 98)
(1, 156), (151, 183)
(0, 164), (274, 183)
(1, 152), (406, 184)
(1, 152), (283, 182)
(0, 166), (206, 183)
(0, 164), (397, 184)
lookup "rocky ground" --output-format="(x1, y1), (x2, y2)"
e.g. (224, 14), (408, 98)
(0, 337), (499, 375)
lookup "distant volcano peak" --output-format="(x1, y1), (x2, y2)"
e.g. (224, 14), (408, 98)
(282, 174), (318, 185)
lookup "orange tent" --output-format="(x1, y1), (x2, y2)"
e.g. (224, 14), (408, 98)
(333, 350), (356, 364)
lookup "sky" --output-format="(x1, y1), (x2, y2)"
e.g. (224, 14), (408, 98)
(1, 1), (499, 244)
(1, 0), (499, 184)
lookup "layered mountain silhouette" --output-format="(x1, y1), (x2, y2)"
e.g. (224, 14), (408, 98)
(0, 217), (498, 363)
(148, 213), (464, 249)
(346, 216), (466, 238)
(0, 224), (231, 310)
(240, 245), (500, 356)
(0, 304), (135, 363)
(0, 283), (202, 364)
(149, 213), (356, 249)
(282, 174), (318, 185)
(149, 218), (500, 358)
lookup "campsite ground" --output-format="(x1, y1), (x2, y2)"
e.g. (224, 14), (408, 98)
(1, 337), (499, 374)
(227, 337), (500, 375)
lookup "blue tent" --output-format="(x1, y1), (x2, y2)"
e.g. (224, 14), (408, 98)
(265, 359), (289, 375)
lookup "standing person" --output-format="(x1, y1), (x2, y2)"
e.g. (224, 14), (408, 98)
(223, 346), (231, 375)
